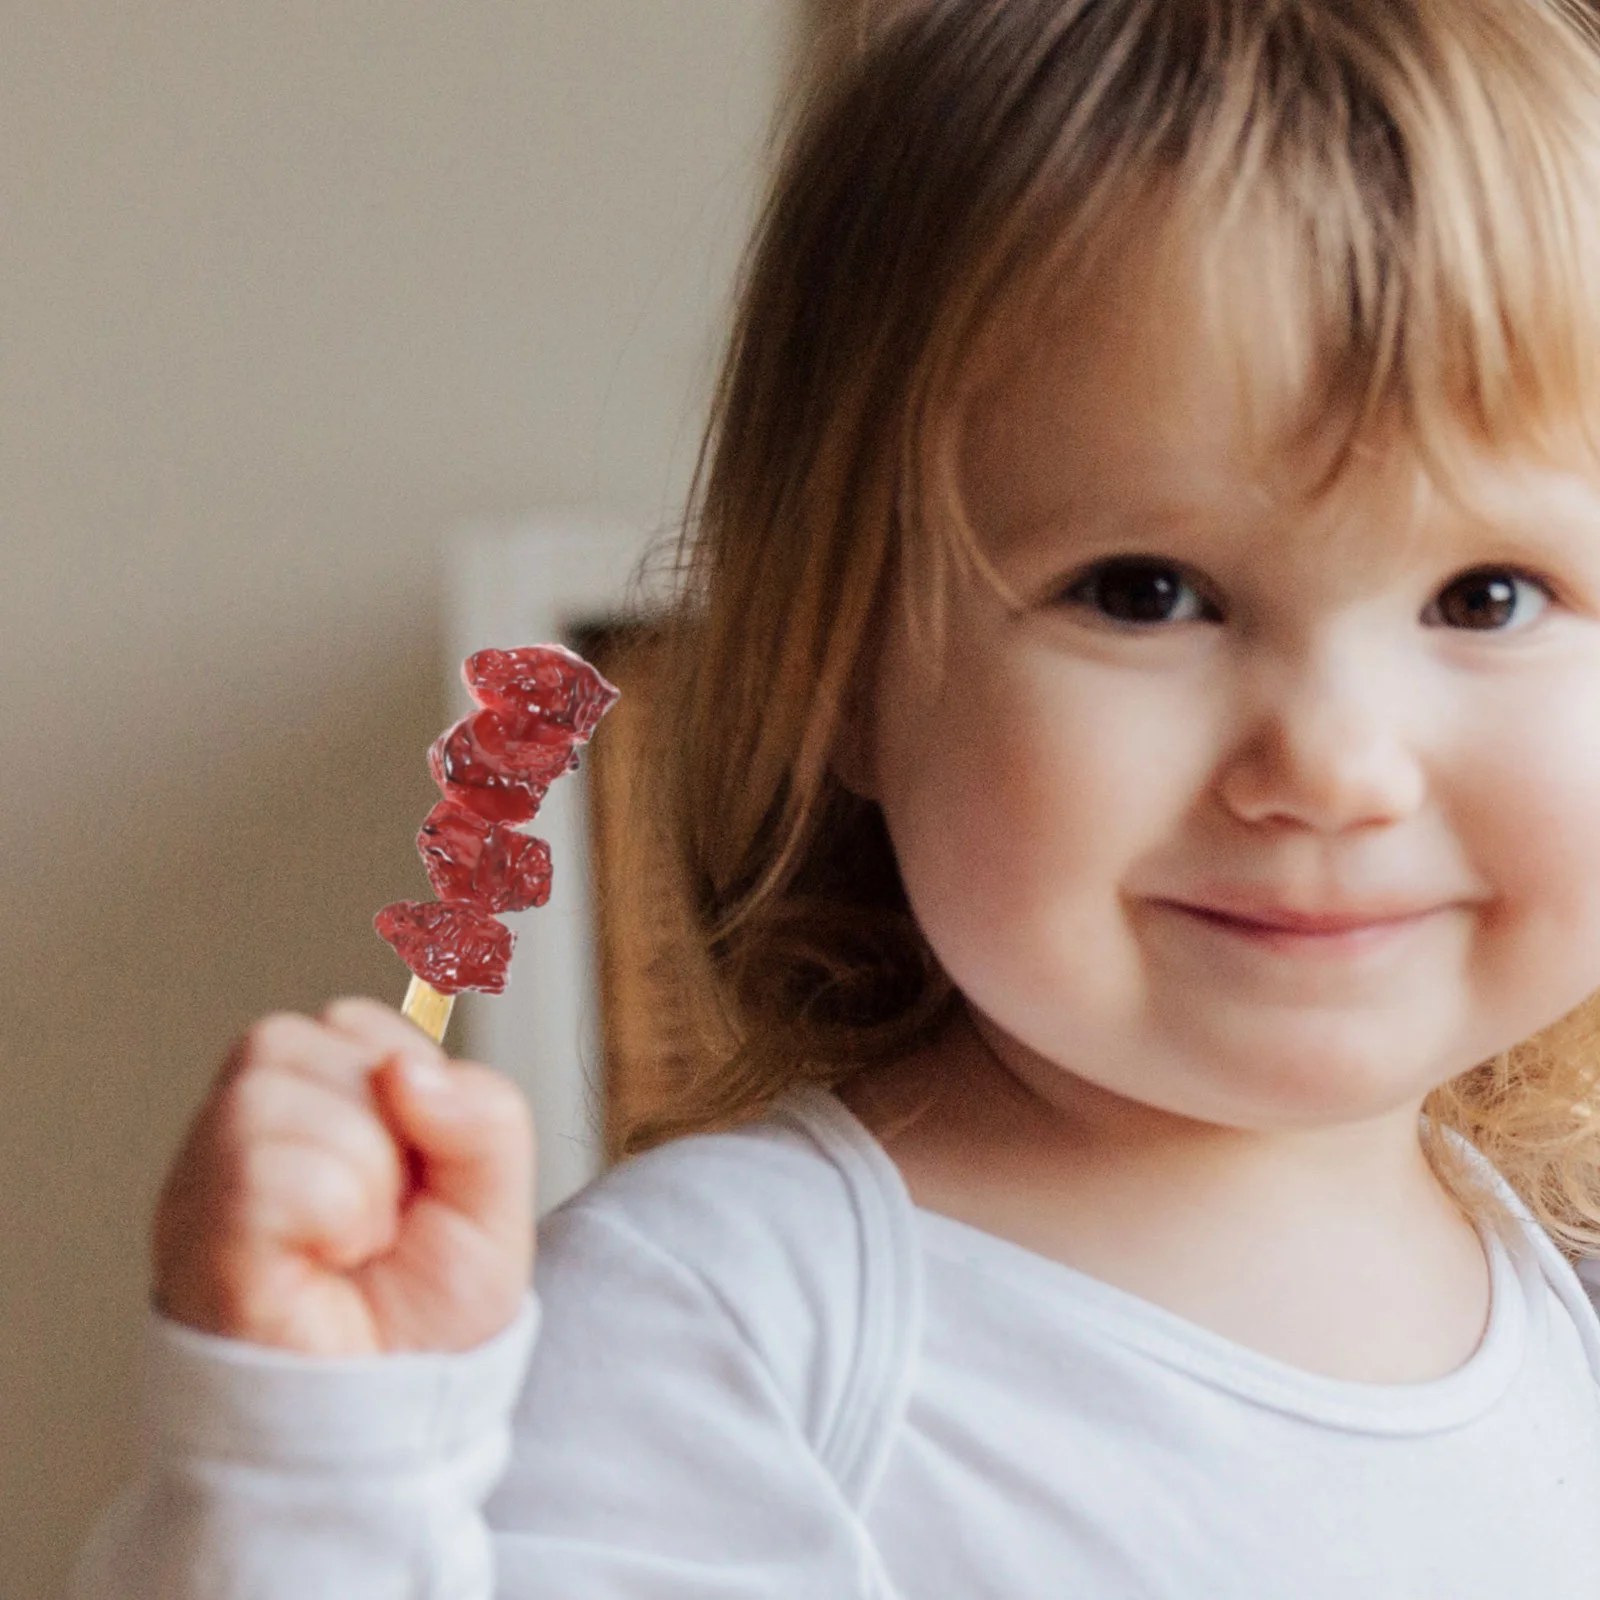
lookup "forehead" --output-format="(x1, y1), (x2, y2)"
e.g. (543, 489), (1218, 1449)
(957, 233), (1600, 576)
(962, 230), (1335, 537)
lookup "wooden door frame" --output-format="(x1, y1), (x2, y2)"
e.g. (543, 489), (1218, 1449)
(446, 514), (664, 1214)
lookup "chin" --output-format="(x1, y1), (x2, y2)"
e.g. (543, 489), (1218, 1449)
(1162, 1028), (1452, 1132)
(1009, 1001), (1453, 1133)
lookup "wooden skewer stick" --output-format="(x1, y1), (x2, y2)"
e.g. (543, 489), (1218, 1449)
(402, 974), (456, 1046)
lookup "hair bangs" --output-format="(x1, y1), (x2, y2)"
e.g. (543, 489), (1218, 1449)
(1180, 0), (1600, 513)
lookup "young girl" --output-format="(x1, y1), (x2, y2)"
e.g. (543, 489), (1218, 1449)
(76, 0), (1600, 1593)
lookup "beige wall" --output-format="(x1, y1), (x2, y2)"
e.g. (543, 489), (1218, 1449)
(1, 4), (795, 1592)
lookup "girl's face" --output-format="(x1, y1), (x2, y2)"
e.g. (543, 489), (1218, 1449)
(862, 250), (1600, 1136)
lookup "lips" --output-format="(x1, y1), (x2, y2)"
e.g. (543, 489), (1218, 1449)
(1159, 895), (1444, 936)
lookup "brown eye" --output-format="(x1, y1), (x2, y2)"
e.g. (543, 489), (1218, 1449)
(1060, 558), (1217, 626)
(1427, 568), (1551, 632)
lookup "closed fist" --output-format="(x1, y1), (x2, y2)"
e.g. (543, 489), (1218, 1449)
(152, 996), (535, 1358)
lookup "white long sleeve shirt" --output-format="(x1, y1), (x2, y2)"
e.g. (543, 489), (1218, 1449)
(75, 1086), (1600, 1597)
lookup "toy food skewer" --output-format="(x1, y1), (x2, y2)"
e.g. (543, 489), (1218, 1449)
(375, 643), (620, 1047)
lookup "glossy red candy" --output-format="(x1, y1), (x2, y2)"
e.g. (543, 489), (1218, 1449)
(379, 641), (618, 998)
(464, 644), (620, 737)
(427, 708), (580, 825)
(417, 799), (552, 914)
(373, 900), (516, 995)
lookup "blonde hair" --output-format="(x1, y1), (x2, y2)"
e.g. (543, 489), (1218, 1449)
(625, 0), (1600, 1258)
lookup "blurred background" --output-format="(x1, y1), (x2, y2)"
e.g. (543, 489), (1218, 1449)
(1, 3), (862, 1591)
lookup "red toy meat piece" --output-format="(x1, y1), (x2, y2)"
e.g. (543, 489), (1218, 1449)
(373, 900), (516, 995)
(417, 799), (553, 913)
(379, 641), (620, 1010)
(464, 644), (621, 739)
(427, 707), (581, 825)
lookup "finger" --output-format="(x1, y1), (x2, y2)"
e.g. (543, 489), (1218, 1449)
(221, 1010), (379, 1103)
(241, 1137), (403, 1266)
(317, 995), (448, 1069)
(222, 1065), (405, 1208)
(371, 1057), (534, 1242)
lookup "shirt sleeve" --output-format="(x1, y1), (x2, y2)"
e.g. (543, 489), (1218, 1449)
(69, 1295), (539, 1600)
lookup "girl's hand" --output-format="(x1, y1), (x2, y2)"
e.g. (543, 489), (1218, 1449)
(151, 996), (535, 1357)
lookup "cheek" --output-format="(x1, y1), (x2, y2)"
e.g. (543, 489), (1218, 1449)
(1454, 685), (1600, 1028)
(874, 636), (1206, 996)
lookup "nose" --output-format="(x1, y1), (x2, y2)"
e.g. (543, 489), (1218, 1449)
(1216, 642), (1427, 834)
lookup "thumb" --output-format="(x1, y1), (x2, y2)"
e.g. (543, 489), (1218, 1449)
(372, 1053), (535, 1244)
